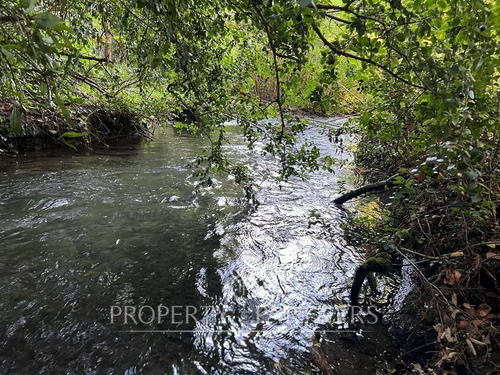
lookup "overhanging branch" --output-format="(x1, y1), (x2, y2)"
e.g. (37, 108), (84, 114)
(333, 174), (399, 205)
(311, 21), (425, 90)
(324, 13), (352, 25)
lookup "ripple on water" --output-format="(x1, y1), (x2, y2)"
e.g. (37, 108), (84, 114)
(0, 118), (375, 374)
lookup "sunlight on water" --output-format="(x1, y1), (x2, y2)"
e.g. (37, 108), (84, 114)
(0, 118), (372, 374)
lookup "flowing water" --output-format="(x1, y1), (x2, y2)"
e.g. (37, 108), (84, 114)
(0, 117), (397, 374)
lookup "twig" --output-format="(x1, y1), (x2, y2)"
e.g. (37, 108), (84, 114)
(400, 247), (440, 260)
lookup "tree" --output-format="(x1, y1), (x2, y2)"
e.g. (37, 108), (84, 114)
(1, 0), (499, 370)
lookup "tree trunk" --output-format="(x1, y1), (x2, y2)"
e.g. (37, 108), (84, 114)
(104, 22), (113, 62)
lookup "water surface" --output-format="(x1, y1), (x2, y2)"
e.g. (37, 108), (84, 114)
(0, 118), (377, 374)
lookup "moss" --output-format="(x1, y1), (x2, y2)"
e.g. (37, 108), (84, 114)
(364, 251), (392, 270)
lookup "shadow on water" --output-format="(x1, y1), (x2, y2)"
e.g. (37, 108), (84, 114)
(0, 118), (401, 374)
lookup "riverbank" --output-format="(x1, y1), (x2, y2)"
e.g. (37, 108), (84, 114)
(323, 133), (500, 374)
(0, 99), (152, 155)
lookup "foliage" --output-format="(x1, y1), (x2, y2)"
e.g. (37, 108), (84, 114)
(1, 0), (499, 369)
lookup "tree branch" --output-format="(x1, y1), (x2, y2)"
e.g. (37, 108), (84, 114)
(68, 71), (109, 96)
(311, 21), (425, 90)
(275, 52), (300, 62)
(0, 16), (19, 23)
(61, 53), (113, 63)
(252, 3), (287, 143)
(333, 174), (399, 205)
(313, 2), (387, 27)
(324, 12), (352, 25)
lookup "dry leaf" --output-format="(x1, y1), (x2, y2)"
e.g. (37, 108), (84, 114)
(436, 348), (459, 366)
(469, 337), (487, 346)
(412, 363), (425, 374)
(486, 252), (500, 260)
(433, 323), (445, 341)
(463, 302), (476, 317)
(434, 325), (457, 343)
(444, 327), (457, 342)
(407, 118), (416, 132)
(445, 268), (462, 285)
(451, 293), (457, 306)
(486, 243), (496, 249)
(466, 338), (477, 355)
(450, 251), (464, 258)
(478, 303), (492, 318)
(457, 320), (468, 329)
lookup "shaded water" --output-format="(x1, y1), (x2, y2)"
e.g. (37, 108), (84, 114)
(0, 118), (390, 374)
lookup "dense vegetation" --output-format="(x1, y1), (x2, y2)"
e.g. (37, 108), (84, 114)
(1, 0), (499, 371)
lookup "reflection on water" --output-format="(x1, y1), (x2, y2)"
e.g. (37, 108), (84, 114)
(0, 118), (367, 374)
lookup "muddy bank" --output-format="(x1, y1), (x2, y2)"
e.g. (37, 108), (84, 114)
(0, 99), (151, 155)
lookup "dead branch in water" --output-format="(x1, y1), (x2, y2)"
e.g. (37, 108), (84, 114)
(333, 174), (399, 205)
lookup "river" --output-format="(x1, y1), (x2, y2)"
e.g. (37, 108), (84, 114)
(0, 117), (397, 374)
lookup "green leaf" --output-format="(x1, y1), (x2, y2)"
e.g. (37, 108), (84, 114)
(464, 170), (479, 180)
(420, 165), (434, 176)
(27, 0), (37, 13)
(299, 0), (312, 9)
(9, 107), (23, 135)
(53, 23), (74, 34)
(21, 0), (36, 13)
(55, 93), (74, 126)
(1, 44), (23, 51)
(0, 47), (13, 60)
(59, 131), (87, 138)
(449, 64), (459, 74)
(60, 138), (78, 151)
(471, 195), (481, 203)
(437, 0), (447, 10)
(33, 12), (64, 29)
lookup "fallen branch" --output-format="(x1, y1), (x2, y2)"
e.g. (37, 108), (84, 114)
(333, 174), (399, 205)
